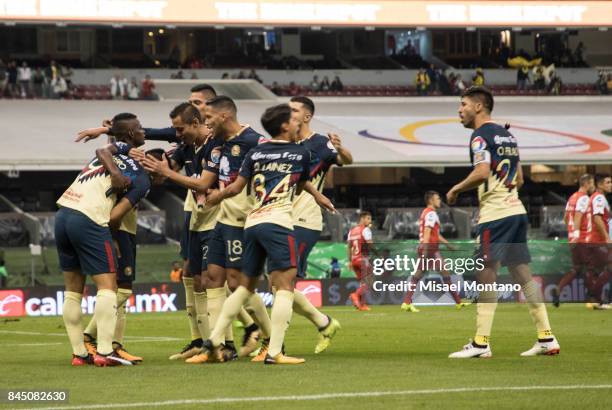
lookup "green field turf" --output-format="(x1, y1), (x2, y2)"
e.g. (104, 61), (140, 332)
(0, 304), (611, 410)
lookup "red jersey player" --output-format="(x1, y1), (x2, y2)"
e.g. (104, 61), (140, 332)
(347, 211), (374, 311)
(401, 191), (469, 312)
(584, 174), (611, 309)
(553, 174), (594, 307)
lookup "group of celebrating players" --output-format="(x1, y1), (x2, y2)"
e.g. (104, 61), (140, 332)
(57, 85), (350, 366)
(54, 82), (609, 366)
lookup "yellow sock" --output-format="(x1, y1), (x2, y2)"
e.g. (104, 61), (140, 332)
(227, 283), (255, 328)
(475, 290), (497, 345)
(245, 293), (271, 339)
(522, 280), (553, 338)
(194, 291), (210, 340)
(209, 286), (251, 346)
(63, 291), (87, 357)
(183, 277), (200, 340)
(268, 290), (294, 357)
(95, 289), (117, 355)
(293, 289), (328, 329)
(113, 288), (132, 345)
(207, 287), (226, 339)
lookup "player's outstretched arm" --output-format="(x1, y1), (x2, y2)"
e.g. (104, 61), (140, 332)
(329, 133), (353, 165)
(303, 181), (336, 213)
(446, 163), (489, 205)
(96, 144), (130, 192)
(206, 176), (248, 206)
(76, 126), (109, 142)
(76, 123), (179, 143)
(141, 154), (217, 192)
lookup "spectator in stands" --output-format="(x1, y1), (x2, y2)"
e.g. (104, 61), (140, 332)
(437, 70), (451, 95)
(449, 73), (466, 95)
(548, 70), (562, 95)
(426, 64), (438, 92)
(110, 73), (127, 99)
(221, 72), (229, 79)
(175, 70), (184, 79)
(43, 61), (56, 99)
(330, 76), (344, 91)
(288, 81), (300, 96)
(51, 75), (68, 99)
(472, 68), (485, 86)
(18, 61), (31, 98)
(533, 65), (546, 90)
(320, 75), (331, 91)
(327, 258), (341, 279)
(309, 75), (320, 91)
(127, 77), (140, 100)
(596, 71), (608, 95)
(170, 261), (182, 283)
(7, 60), (18, 97)
(248, 69), (263, 83)
(140, 74), (158, 100)
(607, 74), (612, 94)
(270, 81), (281, 95)
(32, 67), (44, 98)
(415, 69), (430, 96)
(61, 65), (73, 88)
(517, 66), (530, 90)
(574, 42), (586, 67)
(237, 70), (246, 79)
(0, 252), (7, 288)
(190, 72), (198, 79)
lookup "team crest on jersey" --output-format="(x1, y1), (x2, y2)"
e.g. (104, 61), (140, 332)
(471, 136), (486, 153)
(231, 145), (241, 156)
(124, 266), (133, 277)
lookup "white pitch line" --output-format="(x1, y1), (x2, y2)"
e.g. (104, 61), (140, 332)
(20, 384), (612, 410)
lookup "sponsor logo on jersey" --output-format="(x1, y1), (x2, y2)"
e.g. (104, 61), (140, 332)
(231, 145), (241, 156)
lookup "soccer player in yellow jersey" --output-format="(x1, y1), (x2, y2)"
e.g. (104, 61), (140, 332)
(447, 87), (559, 358)
(201, 103), (335, 364)
(56, 113), (164, 366)
(143, 96), (272, 360)
(288, 96), (351, 353)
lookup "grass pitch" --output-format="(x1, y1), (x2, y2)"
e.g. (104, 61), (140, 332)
(0, 304), (611, 409)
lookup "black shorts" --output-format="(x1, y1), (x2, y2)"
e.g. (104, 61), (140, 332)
(207, 222), (244, 269)
(55, 208), (117, 275)
(115, 230), (136, 282)
(179, 211), (191, 260)
(294, 226), (321, 278)
(243, 223), (297, 277)
(188, 230), (212, 275)
(477, 213), (531, 267)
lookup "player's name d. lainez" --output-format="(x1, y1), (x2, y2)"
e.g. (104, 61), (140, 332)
(372, 280), (521, 293)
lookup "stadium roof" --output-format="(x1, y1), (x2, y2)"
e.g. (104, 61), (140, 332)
(1, 1), (612, 28)
(2, 96), (611, 171)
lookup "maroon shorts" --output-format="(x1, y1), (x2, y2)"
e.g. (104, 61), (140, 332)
(351, 258), (371, 280)
(569, 243), (589, 269)
(586, 244), (610, 271)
